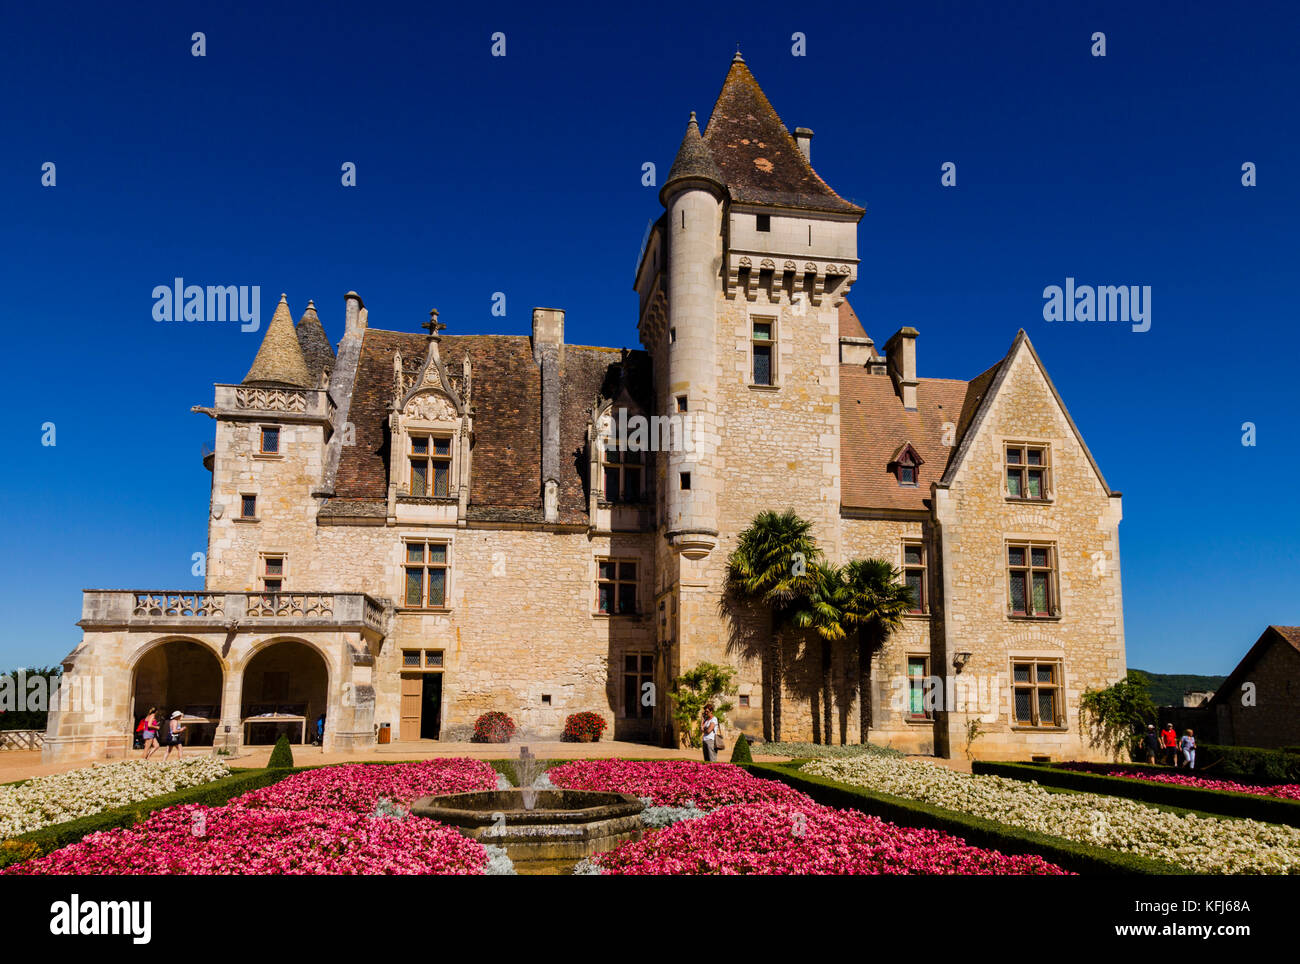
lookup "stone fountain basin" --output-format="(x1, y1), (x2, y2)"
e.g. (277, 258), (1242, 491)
(412, 789), (645, 863)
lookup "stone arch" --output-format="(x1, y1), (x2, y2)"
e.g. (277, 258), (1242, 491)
(239, 637), (331, 745)
(130, 637), (225, 747)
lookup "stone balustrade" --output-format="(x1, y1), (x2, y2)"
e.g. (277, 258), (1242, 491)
(211, 384), (335, 426)
(79, 590), (389, 637)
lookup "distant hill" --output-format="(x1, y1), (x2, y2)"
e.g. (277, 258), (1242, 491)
(1129, 669), (1226, 707)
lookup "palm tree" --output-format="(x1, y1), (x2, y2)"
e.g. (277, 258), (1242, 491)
(839, 559), (915, 744)
(792, 562), (848, 745)
(724, 509), (821, 742)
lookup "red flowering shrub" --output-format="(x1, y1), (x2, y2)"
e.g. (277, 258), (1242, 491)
(591, 801), (1072, 875)
(549, 760), (811, 809)
(235, 760), (497, 813)
(562, 712), (608, 742)
(472, 711), (516, 744)
(3, 804), (489, 875)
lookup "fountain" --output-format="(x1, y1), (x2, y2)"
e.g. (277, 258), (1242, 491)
(412, 746), (644, 874)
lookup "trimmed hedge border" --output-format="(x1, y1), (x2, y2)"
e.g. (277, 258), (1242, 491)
(742, 761), (1188, 875)
(1196, 744), (1300, 783)
(0, 766), (302, 869)
(973, 760), (1300, 828)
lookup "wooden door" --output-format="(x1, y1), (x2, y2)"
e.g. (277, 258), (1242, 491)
(399, 673), (423, 742)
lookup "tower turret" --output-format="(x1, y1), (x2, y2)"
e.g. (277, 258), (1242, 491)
(661, 112), (726, 558)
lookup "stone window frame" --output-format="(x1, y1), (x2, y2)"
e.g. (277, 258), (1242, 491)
(407, 431), (454, 499)
(598, 409), (647, 506)
(1004, 440), (1053, 503)
(259, 552), (286, 592)
(1010, 657), (1066, 729)
(900, 540), (927, 615)
(905, 654), (933, 721)
(236, 492), (259, 522)
(401, 537), (452, 611)
(748, 312), (779, 389)
(620, 650), (654, 719)
(1005, 539), (1061, 619)
(594, 556), (639, 617)
(257, 424), (282, 458)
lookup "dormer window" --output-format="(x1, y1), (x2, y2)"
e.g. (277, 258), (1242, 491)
(890, 443), (924, 487)
(603, 440), (643, 503)
(410, 434), (452, 498)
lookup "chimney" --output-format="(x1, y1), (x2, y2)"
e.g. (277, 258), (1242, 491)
(532, 308), (566, 522)
(793, 127), (814, 162)
(883, 327), (919, 410)
(344, 291), (366, 339)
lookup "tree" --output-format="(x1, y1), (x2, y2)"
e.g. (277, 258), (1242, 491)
(838, 559), (915, 745)
(669, 662), (736, 748)
(724, 509), (820, 742)
(1080, 672), (1157, 760)
(791, 562), (848, 744)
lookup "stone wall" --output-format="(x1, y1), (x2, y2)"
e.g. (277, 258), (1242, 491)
(1220, 639), (1300, 748)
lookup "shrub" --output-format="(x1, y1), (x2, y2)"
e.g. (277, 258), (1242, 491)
(1197, 744), (1300, 783)
(268, 735), (295, 768)
(562, 712), (607, 742)
(729, 732), (753, 764)
(472, 712), (516, 744)
(669, 662), (736, 748)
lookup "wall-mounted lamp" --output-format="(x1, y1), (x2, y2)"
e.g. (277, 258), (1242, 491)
(953, 652), (973, 672)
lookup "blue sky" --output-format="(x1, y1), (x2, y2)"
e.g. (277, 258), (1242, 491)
(0, 1), (1296, 675)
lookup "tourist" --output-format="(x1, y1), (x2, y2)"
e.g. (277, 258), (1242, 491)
(163, 711), (186, 761)
(701, 704), (718, 762)
(141, 707), (161, 760)
(1142, 724), (1160, 764)
(1160, 722), (1178, 766)
(314, 713), (326, 746)
(1179, 729), (1197, 770)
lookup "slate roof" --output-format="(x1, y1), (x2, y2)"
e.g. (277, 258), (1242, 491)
(243, 295), (313, 388)
(661, 112), (725, 203)
(702, 55), (862, 215)
(331, 329), (652, 525)
(840, 369), (981, 511)
(295, 302), (336, 384)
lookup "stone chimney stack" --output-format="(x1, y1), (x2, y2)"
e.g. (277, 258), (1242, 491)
(532, 308), (566, 523)
(884, 326), (919, 411)
(793, 127), (814, 161)
(344, 291), (366, 340)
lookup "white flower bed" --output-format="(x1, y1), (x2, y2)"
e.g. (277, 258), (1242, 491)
(0, 758), (231, 839)
(803, 755), (1300, 874)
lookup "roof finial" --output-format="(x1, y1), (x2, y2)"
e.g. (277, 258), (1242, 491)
(422, 308), (445, 340)
(279, 292), (288, 303)
(306, 299), (315, 310)
(733, 45), (744, 63)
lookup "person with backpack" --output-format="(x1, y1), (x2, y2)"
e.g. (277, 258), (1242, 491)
(141, 707), (161, 760)
(162, 710), (186, 761)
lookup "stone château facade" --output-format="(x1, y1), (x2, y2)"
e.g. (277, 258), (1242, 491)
(44, 55), (1126, 763)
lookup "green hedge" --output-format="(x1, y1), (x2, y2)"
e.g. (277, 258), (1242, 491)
(1195, 744), (1300, 783)
(973, 761), (1300, 828)
(0, 766), (300, 869)
(742, 761), (1187, 875)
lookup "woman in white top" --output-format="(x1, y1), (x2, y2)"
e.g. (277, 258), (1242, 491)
(701, 704), (718, 762)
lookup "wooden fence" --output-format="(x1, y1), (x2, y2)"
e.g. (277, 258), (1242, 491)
(0, 730), (44, 751)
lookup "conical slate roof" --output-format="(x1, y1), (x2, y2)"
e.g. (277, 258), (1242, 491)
(295, 300), (336, 383)
(660, 111), (725, 204)
(243, 294), (313, 388)
(701, 54), (862, 214)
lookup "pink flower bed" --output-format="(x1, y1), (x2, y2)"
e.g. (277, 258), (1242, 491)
(1093, 768), (1300, 801)
(234, 760), (497, 813)
(3, 804), (487, 875)
(590, 801), (1070, 875)
(548, 760), (811, 809)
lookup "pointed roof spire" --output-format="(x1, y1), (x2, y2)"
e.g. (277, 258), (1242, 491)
(701, 56), (862, 215)
(243, 294), (313, 388)
(660, 110), (726, 205)
(295, 299), (336, 384)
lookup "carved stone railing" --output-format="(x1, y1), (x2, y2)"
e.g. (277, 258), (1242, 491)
(234, 386), (308, 413)
(81, 591), (389, 638)
(211, 384), (335, 426)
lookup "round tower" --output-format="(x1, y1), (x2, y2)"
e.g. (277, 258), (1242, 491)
(660, 112), (725, 558)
